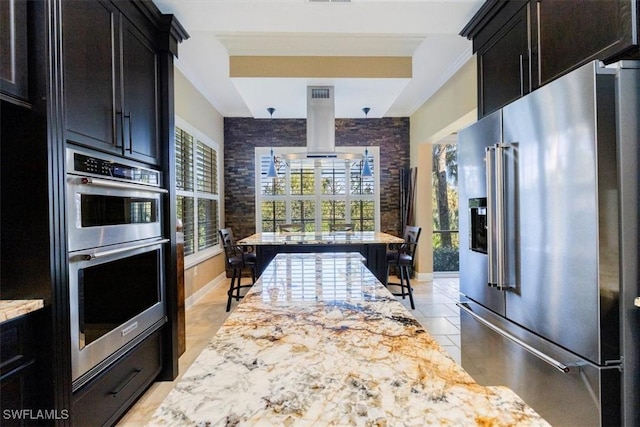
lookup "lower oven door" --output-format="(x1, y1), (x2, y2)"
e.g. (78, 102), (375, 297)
(69, 238), (168, 387)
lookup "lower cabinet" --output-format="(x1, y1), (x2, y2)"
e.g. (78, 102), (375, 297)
(254, 244), (389, 283)
(72, 330), (162, 427)
(0, 311), (41, 427)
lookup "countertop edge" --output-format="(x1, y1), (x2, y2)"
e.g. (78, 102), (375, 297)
(0, 299), (45, 324)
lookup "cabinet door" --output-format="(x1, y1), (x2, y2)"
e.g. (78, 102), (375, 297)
(538, 0), (638, 85)
(63, 0), (121, 155)
(121, 18), (160, 165)
(0, 0), (29, 106)
(478, 5), (530, 117)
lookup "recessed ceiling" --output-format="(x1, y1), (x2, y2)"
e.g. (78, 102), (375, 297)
(153, 0), (483, 118)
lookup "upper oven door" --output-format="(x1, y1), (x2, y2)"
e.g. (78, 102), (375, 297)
(66, 175), (165, 251)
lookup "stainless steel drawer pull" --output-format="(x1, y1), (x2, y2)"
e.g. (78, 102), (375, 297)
(109, 368), (142, 397)
(457, 302), (572, 374)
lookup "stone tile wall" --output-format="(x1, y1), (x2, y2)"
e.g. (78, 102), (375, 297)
(223, 117), (410, 240)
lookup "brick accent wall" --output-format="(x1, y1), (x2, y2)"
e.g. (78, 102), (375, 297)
(223, 117), (410, 240)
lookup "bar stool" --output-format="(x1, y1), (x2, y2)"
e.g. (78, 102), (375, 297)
(219, 228), (256, 312)
(385, 225), (421, 309)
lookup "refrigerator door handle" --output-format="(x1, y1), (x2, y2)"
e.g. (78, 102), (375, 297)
(457, 302), (573, 374)
(495, 143), (506, 290)
(485, 145), (497, 287)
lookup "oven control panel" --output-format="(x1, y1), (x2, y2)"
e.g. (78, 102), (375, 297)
(70, 151), (160, 187)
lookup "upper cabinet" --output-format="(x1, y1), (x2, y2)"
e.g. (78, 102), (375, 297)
(462, 0), (640, 118)
(62, 0), (160, 165)
(0, 0), (29, 107)
(537, 0), (639, 85)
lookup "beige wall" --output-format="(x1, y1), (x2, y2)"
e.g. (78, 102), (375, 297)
(174, 68), (227, 299)
(409, 56), (478, 278)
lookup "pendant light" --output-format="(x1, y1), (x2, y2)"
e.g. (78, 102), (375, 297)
(266, 107), (278, 178)
(361, 107), (373, 177)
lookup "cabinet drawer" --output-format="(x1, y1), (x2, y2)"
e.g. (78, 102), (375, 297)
(0, 315), (34, 376)
(72, 331), (162, 427)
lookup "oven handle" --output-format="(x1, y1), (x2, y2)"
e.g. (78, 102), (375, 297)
(73, 238), (170, 261)
(80, 177), (168, 194)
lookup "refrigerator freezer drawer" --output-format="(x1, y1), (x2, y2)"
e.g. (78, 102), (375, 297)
(459, 301), (620, 426)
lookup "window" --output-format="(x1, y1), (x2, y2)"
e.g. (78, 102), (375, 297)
(255, 147), (379, 232)
(175, 118), (221, 264)
(432, 142), (459, 272)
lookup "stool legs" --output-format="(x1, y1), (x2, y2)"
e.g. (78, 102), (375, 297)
(226, 266), (257, 312)
(385, 264), (415, 310)
(399, 265), (415, 310)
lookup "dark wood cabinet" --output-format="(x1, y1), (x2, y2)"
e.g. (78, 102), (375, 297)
(72, 330), (162, 427)
(476, 2), (530, 117)
(0, 0), (29, 107)
(63, 0), (160, 165)
(0, 311), (46, 426)
(462, 0), (640, 118)
(121, 18), (160, 164)
(537, 0), (639, 85)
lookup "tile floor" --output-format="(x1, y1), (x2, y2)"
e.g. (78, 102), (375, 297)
(117, 274), (461, 426)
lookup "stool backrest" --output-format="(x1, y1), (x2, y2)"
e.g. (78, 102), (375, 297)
(219, 228), (241, 264)
(402, 225), (422, 261)
(219, 228), (236, 246)
(279, 223), (302, 233)
(329, 223), (354, 232)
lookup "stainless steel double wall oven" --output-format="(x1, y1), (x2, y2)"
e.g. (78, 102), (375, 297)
(66, 147), (168, 387)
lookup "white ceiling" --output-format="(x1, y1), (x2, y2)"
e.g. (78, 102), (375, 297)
(153, 0), (483, 118)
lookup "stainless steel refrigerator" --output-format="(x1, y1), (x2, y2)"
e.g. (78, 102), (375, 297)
(458, 60), (639, 426)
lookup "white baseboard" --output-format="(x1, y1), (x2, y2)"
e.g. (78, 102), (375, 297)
(184, 272), (228, 310)
(433, 271), (460, 279)
(415, 272), (433, 282)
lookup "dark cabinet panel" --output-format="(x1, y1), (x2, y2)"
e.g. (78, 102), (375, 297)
(121, 18), (160, 164)
(0, 0), (29, 106)
(63, 0), (120, 155)
(538, 0), (638, 85)
(0, 312), (45, 426)
(62, 0), (161, 165)
(72, 330), (162, 427)
(478, 4), (530, 117)
(462, 0), (640, 118)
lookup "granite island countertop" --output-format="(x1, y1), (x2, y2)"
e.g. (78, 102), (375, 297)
(0, 299), (45, 324)
(238, 231), (404, 246)
(150, 253), (548, 426)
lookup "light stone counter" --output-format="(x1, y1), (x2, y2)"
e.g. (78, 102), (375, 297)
(238, 231), (404, 246)
(150, 253), (548, 426)
(0, 299), (44, 323)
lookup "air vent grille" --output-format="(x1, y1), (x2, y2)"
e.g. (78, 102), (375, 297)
(311, 88), (331, 99)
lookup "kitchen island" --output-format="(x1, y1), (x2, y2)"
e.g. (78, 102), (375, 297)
(238, 231), (404, 283)
(150, 252), (548, 426)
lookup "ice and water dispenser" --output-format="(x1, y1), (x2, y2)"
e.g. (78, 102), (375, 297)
(469, 198), (487, 254)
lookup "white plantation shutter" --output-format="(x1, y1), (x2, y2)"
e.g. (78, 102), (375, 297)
(175, 122), (221, 260)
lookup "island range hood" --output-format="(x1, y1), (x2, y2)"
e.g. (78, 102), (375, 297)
(282, 86), (361, 160)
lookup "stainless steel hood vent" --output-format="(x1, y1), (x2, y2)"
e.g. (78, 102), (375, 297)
(306, 85), (337, 158)
(282, 85), (362, 161)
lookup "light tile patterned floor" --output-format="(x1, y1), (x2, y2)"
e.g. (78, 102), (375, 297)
(117, 275), (460, 426)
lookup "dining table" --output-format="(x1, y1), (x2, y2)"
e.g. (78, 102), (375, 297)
(149, 252), (548, 426)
